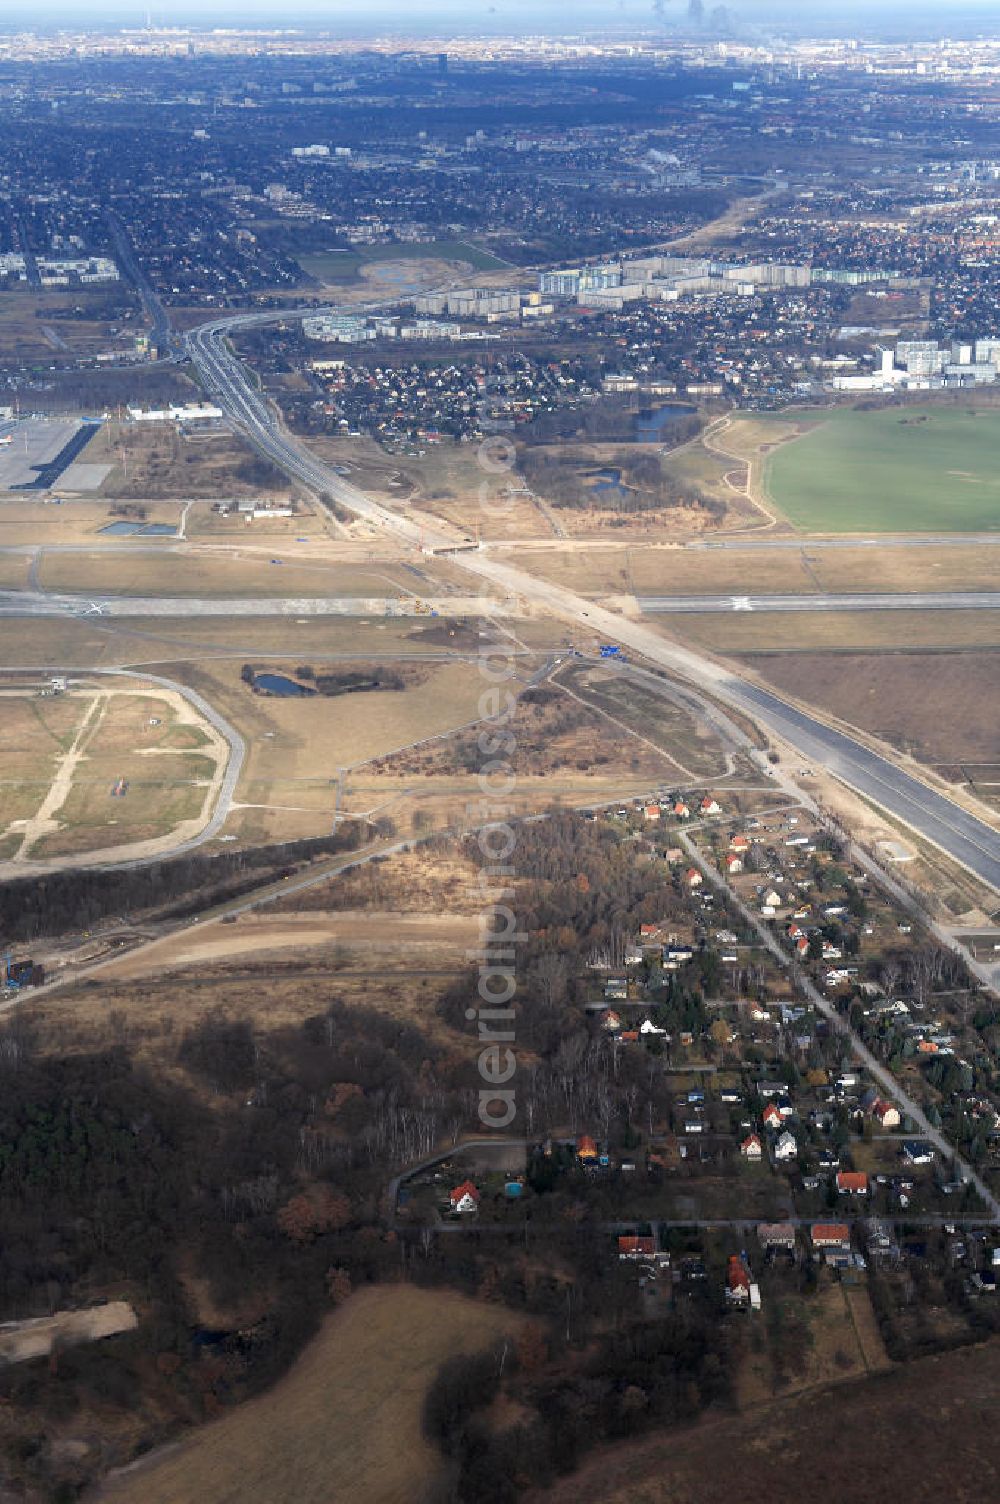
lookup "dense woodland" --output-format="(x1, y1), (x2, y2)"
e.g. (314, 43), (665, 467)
(0, 827), (366, 944)
(1, 809), (990, 1500)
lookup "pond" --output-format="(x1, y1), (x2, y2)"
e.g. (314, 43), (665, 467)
(590, 467), (627, 494)
(635, 403), (696, 442)
(252, 673), (315, 698)
(99, 521), (178, 536)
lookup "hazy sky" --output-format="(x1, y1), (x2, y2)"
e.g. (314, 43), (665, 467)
(4, 0), (1000, 36)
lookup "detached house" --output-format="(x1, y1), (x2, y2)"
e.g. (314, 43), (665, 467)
(724, 853), (744, 875)
(762, 1103), (783, 1130)
(700, 795), (722, 816)
(758, 1222), (797, 1252)
(726, 1254), (752, 1304)
(576, 1135), (599, 1165)
(730, 833), (751, 854)
(872, 1100), (901, 1130)
(774, 1130), (798, 1163)
(449, 1180), (480, 1215)
(837, 1171), (869, 1197)
(640, 1017), (668, 1038)
(741, 1133), (763, 1160)
(618, 1235), (655, 1261)
(685, 867), (703, 890)
(811, 1222), (851, 1252)
(674, 800), (691, 820)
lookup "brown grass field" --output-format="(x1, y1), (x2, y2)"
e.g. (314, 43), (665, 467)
(0, 686), (225, 863)
(740, 650), (1000, 768)
(155, 657), (493, 846)
(186, 657), (487, 775)
(533, 1334), (1000, 1504)
(0, 552), (31, 589)
(85, 420), (295, 502)
(0, 613), (537, 673)
(35, 548), (433, 600)
(0, 289), (139, 361)
(508, 541), (1000, 599)
(0, 692), (90, 778)
(734, 1278), (890, 1409)
(662, 609), (1000, 654)
(96, 1286), (522, 1504)
(365, 676), (684, 784)
(304, 434), (552, 542)
(184, 501), (327, 541)
(34, 766), (207, 857)
(0, 498), (184, 546)
(557, 662), (732, 780)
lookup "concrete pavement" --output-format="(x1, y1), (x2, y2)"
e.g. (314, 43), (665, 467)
(187, 309), (1000, 894)
(639, 591), (1000, 614)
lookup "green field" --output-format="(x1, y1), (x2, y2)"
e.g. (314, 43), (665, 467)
(298, 239), (508, 283)
(764, 406), (1000, 532)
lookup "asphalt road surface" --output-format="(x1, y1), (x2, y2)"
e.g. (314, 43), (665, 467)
(188, 311), (1000, 893)
(684, 832), (1000, 1218)
(733, 681), (1000, 893)
(640, 591), (1000, 614)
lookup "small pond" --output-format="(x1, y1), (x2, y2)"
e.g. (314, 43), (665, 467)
(634, 403), (696, 441)
(99, 521), (178, 536)
(252, 673), (315, 698)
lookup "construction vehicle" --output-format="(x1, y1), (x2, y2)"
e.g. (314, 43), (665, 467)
(1, 952), (44, 991)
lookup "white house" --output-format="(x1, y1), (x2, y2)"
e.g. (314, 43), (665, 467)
(449, 1180), (480, 1215)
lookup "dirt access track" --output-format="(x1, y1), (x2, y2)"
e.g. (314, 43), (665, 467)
(0, 677), (233, 875)
(0, 1302), (137, 1365)
(92, 908), (479, 983)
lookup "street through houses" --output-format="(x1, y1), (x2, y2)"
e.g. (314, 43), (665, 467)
(678, 830), (1000, 1221)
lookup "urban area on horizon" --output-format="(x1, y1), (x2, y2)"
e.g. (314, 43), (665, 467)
(0, 9), (998, 1503)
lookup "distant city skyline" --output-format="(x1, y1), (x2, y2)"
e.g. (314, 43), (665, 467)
(5, 1), (1000, 39)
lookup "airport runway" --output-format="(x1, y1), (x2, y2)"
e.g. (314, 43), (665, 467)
(188, 310), (1000, 893)
(686, 534), (1000, 551)
(639, 591), (1000, 614)
(0, 591), (502, 619)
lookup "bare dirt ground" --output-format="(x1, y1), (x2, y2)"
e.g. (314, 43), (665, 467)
(93, 908), (479, 984)
(0, 1303), (137, 1366)
(533, 1335), (1000, 1504)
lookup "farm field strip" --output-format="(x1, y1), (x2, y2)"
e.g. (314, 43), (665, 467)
(761, 406), (1000, 533)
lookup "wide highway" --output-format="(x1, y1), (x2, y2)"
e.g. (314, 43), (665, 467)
(188, 314), (1000, 893)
